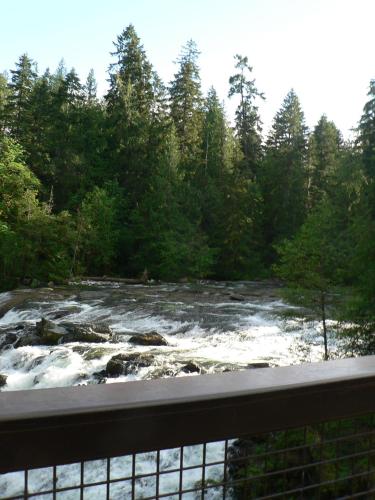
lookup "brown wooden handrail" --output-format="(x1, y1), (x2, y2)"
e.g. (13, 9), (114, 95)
(1, 356), (375, 473)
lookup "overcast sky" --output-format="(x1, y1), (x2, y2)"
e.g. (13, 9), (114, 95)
(1, 0), (374, 137)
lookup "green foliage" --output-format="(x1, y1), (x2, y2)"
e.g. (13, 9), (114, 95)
(335, 82), (375, 355)
(1, 25), (375, 309)
(275, 202), (340, 290)
(358, 79), (375, 181)
(128, 172), (214, 281)
(308, 115), (342, 209)
(231, 416), (375, 499)
(0, 72), (10, 132)
(0, 137), (40, 222)
(169, 39), (204, 173)
(260, 90), (308, 258)
(228, 55), (264, 178)
(75, 186), (122, 276)
(274, 202), (343, 359)
(0, 137), (73, 289)
(216, 177), (265, 279)
(6, 54), (37, 144)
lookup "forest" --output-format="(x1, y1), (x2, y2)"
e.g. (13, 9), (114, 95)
(0, 24), (374, 354)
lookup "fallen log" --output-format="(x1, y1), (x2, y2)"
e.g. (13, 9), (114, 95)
(76, 276), (146, 285)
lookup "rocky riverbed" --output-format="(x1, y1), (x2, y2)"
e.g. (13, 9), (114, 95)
(0, 280), (334, 499)
(0, 280), (331, 392)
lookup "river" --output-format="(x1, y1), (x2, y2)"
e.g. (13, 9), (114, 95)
(0, 280), (332, 499)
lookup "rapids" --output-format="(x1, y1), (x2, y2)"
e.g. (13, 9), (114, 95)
(0, 280), (334, 499)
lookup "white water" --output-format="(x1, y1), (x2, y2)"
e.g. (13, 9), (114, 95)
(0, 281), (336, 498)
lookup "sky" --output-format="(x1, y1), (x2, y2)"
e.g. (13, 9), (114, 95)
(1, 0), (375, 137)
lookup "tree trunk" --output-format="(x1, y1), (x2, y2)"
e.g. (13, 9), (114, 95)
(321, 291), (328, 361)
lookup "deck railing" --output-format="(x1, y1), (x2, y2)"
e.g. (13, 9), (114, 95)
(2, 356), (375, 498)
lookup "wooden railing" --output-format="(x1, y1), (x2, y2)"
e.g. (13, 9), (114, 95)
(2, 356), (375, 498)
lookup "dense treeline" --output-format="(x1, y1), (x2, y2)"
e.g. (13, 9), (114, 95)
(0, 25), (374, 350)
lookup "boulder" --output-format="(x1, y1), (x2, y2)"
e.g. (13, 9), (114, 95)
(180, 362), (201, 374)
(151, 367), (175, 378)
(106, 353), (154, 377)
(246, 362), (270, 369)
(15, 334), (44, 347)
(83, 347), (116, 361)
(0, 332), (18, 350)
(92, 370), (107, 383)
(48, 307), (81, 320)
(36, 318), (68, 345)
(12, 319), (113, 346)
(229, 293), (246, 302)
(111, 331), (139, 342)
(128, 331), (168, 346)
(60, 323), (112, 343)
(0, 374), (7, 387)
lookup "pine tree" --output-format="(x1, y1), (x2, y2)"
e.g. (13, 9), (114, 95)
(193, 87), (239, 267)
(107, 24), (154, 114)
(105, 24), (156, 202)
(0, 72), (10, 133)
(76, 186), (122, 275)
(228, 55), (264, 178)
(275, 202), (342, 360)
(308, 115), (342, 209)
(260, 90), (308, 257)
(48, 68), (86, 209)
(338, 80), (375, 354)
(85, 69), (97, 102)
(26, 69), (55, 191)
(6, 54), (37, 147)
(169, 39), (203, 175)
(0, 136), (74, 288)
(358, 79), (375, 181)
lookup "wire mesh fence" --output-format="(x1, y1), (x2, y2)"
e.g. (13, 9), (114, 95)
(1, 413), (375, 499)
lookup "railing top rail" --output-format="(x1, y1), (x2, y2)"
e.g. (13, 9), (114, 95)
(1, 355), (375, 422)
(2, 355), (375, 473)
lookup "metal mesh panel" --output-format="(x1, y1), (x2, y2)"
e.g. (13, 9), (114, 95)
(1, 413), (375, 499)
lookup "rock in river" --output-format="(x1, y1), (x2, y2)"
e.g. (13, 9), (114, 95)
(106, 353), (154, 377)
(60, 323), (112, 343)
(14, 319), (113, 346)
(128, 331), (168, 346)
(0, 332), (19, 350)
(180, 362), (201, 374)
(246, 362), (270, 369)
(229, 293), (246, 302)
(0, 373), (7, 387)
(36, 318), (68, 345)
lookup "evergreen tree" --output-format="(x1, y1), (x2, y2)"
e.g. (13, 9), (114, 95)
(275, 202), (342, 360)
(105, 24), (155, 201)
(48, 67), (86, 209)
(195, 88), (228, 245)
(228, 55), (264, 178)
(169, 39), (203, 175)
(0, 72), (10, 132)
(358, 79), (375, 181)
(128, 155), (214, 280)
(216, 173), (264, 279)
(27, 69), (55, 191)
(0, 136), (73, 289)
(339, 81), (375, 354)
(308, 115), (342, 210)
(6, 54), (37, 147)
(75, 186), (122, 275)
(260, 90), (308, 259)
(85, 68), (97, 102)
